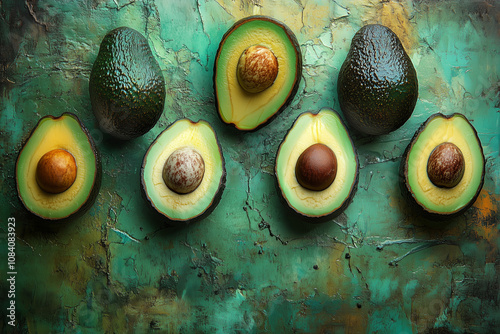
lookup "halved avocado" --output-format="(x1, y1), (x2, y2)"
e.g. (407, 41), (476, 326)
(275, 108), (359, 221)
(400, 113), (485, 219)
(141, 119), (226, 223)
(16, 113), (101, 220)
(214, 16), (302, 131)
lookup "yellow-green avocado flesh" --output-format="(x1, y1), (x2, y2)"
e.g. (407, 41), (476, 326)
(401, 113), (485, 217)
(214, 16), (302, 131)
(141, 119), (226, 223)
(16, 113), (101, 220)
(276, 108), (359, 220)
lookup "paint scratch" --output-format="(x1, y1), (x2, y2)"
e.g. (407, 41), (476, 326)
(111, 227), (141, 244)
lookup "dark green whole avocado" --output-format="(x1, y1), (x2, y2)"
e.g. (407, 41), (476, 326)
(337, 24), (418, 136)
(89, 27), (166, 140)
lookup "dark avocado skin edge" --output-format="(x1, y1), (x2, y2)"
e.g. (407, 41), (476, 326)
(213, 15), (303, 132)
(399, 112), (486, 220)
(274, 108), (359, 223)
(140, 118), (226, 226)
(337, 24), (418, 136)
(89, 26), (166, 140)
(15, 112), (102, 222)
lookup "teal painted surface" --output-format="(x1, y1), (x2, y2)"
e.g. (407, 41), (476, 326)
(1, 0), (499, 333)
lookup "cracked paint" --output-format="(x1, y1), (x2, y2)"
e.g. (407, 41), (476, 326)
(0, 0), (499, 333)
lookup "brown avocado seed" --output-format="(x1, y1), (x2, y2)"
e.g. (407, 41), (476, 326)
(427, 142), (465, 188)
(36, 149), (77, 194)
(295, 143), (337, 191)
(237, 45), (279, 93)
(163, 147), (205, 194)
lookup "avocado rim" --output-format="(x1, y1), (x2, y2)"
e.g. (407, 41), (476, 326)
(399, 112), (485, 219)
(275, 108), (359, 223)
(15, 112), (102, 221)
(140, 118), (227, 224)
(213, 15), (303, 132)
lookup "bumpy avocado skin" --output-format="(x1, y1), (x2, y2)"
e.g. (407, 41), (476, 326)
(89, 27), (166, 140)
(337, 24), (418, 136)
(399, 113), (485, 220)
(16, 113), (102, 221)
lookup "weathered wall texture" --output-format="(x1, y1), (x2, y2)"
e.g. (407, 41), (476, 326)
(1, 0), (499, 333)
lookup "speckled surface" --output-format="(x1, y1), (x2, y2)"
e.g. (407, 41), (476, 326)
(1, 0), (499, 333)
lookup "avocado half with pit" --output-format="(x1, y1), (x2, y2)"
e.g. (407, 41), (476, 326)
(400, 113), (485, 219)
(16, 113), (101, 220)
(214, 15), (302, 131)
(141, 119), (226, 223)
(275, 108), (359, 221)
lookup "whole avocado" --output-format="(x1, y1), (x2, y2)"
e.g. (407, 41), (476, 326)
(337, 24), (418, 136)
(89, 27), (166, 140)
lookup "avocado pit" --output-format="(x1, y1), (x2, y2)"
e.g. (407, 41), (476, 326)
(295, 143), (337, 191)
(427, 142), (465, 188)
(237, 45), (278, 93)
(36, 149), (77, 194)
(163, 147), (205, 194)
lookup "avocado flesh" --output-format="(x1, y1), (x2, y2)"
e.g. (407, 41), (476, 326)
(141, 119), (225, 222)
(16, 113), (100, 220)
(89, 27), (166, 140)
(214, 16), (302, 131)
(276, 108), (358, 218)
(337, 24), (418, 135)
(402, 113), (485, 216)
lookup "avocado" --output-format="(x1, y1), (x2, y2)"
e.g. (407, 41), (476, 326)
(337, 24), (418, 136)
(141, 119), (226, 223)
(214, 16), (302, 131)
(89, 27), (166, 140)
(16, 113), (101, 220)
(275, 108), (359, 221)
(400, 113), (485, 219)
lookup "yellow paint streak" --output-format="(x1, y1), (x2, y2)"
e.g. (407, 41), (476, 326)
(55, 255), (92, 296)
(103, 287), (191, 333)
(326, 244), (347, 296)
(334, 306), (369, 333)
(472, 190), (499, 260)
(473, 190), (498, 220)
(369, 1), (418, 54)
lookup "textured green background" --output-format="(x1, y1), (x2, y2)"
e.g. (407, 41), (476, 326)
(1, 0), (499, 333)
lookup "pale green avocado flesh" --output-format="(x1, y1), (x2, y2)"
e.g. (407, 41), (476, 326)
(141, 119), (225, 222)
(405, 113), (485, 215)
(405, 114), (485, 214)
(16, 113), (99, 220)
(215, 16), (301, 130)
(276, 108), (358, 218)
